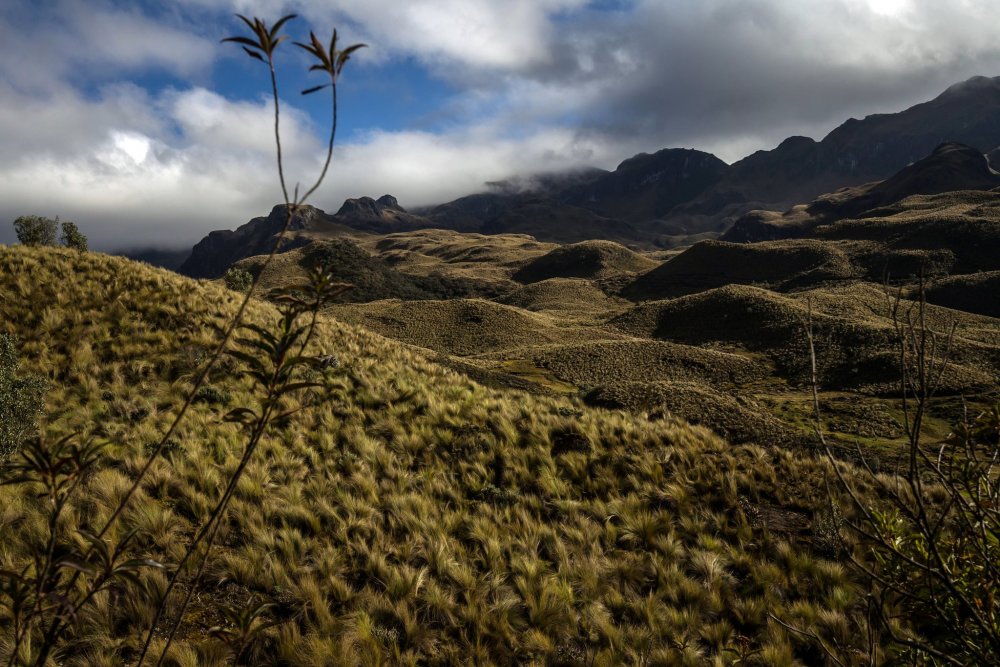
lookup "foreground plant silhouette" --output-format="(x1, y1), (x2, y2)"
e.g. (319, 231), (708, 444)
(805, 280), (1000, 664)
(0, 14), (362, 666)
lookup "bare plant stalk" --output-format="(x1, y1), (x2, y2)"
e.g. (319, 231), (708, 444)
(132, 21), (362, 665)
(815, 267), (999, 662)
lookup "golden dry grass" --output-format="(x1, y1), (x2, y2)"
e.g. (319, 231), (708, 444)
(326, 298), (627, 357)
(0, 244), (895, 665)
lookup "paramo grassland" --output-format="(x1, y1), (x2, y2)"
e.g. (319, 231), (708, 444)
(1, 245), (890, 666)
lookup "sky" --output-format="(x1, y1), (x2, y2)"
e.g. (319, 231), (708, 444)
(2, 0), (1000, 250)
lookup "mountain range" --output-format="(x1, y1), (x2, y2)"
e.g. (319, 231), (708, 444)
(157, 75), (1000, 279)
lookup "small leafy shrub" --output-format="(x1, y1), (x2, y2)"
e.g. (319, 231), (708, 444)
(59, 221), (88, 251)
(12, 215), (58, 247)
(0, 333), (46, 460)
(193, 384), (232, 405)
(224, 267), (254, 292)
(860, 405), (1000, 662)
(11, 216), (87, 250)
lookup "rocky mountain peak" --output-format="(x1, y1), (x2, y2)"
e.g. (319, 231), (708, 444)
(336, 194), (405, 219)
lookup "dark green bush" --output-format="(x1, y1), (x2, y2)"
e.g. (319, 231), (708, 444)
(60, 221), (88, 251)
(12, 215), (58, 247)
(224, 266), (254, 292)
(0, 333), (47, 460)
(193, 384), (231, 405)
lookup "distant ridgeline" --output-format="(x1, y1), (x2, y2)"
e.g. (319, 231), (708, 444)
(165, 75), (1000, 279)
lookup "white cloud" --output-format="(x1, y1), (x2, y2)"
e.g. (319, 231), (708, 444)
(168, 88), (317, 157)
(180, 0), (588, 70)
(0, 0), (215, 92)
(0, 78), (619, 249)
(4, 0), (1000, 250)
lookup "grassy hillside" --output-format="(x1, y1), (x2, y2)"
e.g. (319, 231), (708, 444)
(512, 241), (659, 284)
(611, 283), (1000, 393)
(0, 245), (887, 665)
(227, 222), (999, 456)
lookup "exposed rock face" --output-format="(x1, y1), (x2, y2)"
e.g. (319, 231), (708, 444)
(333, 195), (429, 233)
(179, 205), (326, 278)
(178, 196), (430, 278)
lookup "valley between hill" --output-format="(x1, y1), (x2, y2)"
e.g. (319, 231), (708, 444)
(229, 184), (1000, 461)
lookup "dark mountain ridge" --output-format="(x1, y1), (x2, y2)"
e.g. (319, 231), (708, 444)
(722, 142), (1000, 243)
(678, 76), (1000, 224)
(174, 76), (1000, 278)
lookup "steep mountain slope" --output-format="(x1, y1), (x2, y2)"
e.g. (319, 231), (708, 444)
(479, 197), (641, 244)
(680, 76), (1000, 225)
(806, 143), (1000, 220)
(0, 245), (886, 663)
(173, 77), (1000, 265)
(558, 148), (729, 223)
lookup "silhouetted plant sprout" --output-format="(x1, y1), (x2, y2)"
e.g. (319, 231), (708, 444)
(138, 266), (351, 665)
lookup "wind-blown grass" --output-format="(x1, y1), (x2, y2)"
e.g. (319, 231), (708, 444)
(0, 245), (902, 665)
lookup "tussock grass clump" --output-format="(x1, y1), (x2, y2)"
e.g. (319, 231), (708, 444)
(0, 245), (891, 664)
(528, 339), (769, 388)
(585, 381), (795, 445)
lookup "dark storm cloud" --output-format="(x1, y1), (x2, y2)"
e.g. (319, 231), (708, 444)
(446, 0), (1000, 161)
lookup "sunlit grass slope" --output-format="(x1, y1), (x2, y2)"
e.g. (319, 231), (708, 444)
(0, 245), (882, 665)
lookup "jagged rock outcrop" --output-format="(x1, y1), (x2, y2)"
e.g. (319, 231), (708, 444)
(179, 205), (328, 278)
(333, 195), (429, 233)
(179, 196), (429, 278)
